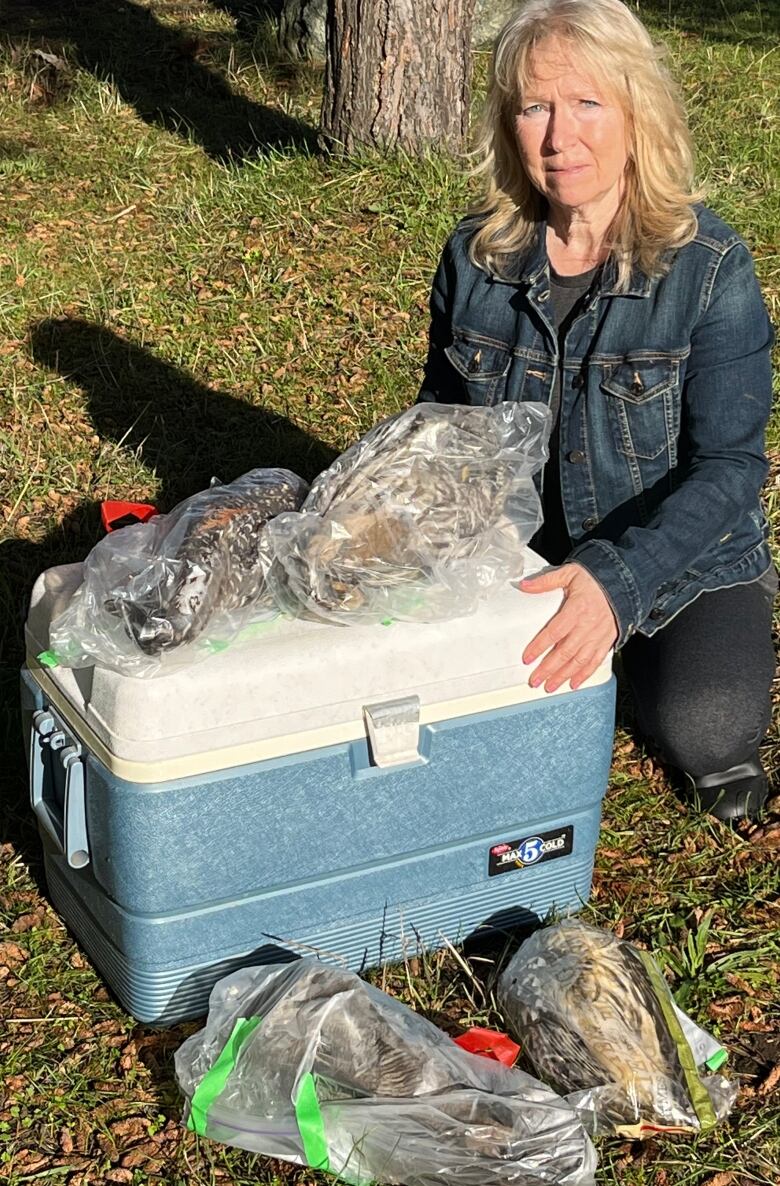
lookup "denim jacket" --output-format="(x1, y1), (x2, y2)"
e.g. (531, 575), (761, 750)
(418, 205), (774, 645)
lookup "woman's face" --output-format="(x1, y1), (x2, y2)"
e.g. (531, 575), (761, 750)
(514, 37), (629, 219)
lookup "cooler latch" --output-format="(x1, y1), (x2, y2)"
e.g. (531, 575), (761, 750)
(363, 695), (421, 768)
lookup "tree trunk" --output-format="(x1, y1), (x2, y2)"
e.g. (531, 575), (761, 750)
(279, 0), (327, 59)
(278, 1), (509, 62)
(321, 0), (476, 155)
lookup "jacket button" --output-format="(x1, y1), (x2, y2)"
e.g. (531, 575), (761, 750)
(571, 373), (585, 389)
(649, 608), (665, 621)
(582, 517), (597, 531)
(567, 449), (586, 464)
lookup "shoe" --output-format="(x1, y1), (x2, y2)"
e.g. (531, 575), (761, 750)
(689, 758), (768, 822)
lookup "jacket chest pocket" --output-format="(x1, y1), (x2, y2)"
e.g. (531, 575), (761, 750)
(599, 358), (680, 461)
(444, 329), (512, 406)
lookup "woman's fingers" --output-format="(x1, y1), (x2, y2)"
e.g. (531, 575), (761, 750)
(520, 569), (568, 593)
(520, 563), (618, 692)
(536, 639), (609, 692)
(523, 587), (598, 667)
(522, 609), (572, 665)
(528, 635), (603, 690)
(528, 631), (588, 682)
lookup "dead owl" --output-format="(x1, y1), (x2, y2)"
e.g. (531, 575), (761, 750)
(174, 958), (596, 1186)
(107, 468), (309, 654)
(498, 920), (736, 1135)
(264, 402), (550, 622)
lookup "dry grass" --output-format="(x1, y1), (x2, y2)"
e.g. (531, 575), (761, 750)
(0, 3), (778, 1185)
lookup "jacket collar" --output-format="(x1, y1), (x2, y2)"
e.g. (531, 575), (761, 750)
(489, 218), (653, 297)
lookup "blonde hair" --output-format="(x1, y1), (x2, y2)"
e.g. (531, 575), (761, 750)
(470, 0), (702, 289)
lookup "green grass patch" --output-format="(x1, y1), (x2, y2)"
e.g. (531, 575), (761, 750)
(0, 3), (779, 1185)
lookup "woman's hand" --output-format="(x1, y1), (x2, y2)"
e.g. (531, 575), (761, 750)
(519, 564), (618, 692)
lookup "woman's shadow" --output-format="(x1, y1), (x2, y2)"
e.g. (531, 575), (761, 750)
(0, 0), (318, 160)
(0, 317), (337, 869)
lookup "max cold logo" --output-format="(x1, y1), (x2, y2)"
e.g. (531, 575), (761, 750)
(516, 836), (544, 864)
(488, 825), (574, 876)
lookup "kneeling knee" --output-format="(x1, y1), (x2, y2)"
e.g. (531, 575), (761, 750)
(645, 688), (766, 778)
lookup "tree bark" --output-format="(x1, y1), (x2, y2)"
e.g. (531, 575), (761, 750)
(321, 0), (476, 155)
(278, 1), (510, 62)
(279, 0), (327, 59)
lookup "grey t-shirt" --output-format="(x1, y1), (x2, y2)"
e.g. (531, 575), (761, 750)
(536, 264), (600, 565)
(550, 264), (598, 328)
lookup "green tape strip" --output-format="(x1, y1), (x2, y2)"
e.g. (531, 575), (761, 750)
(638, 950), (718, 1131)
(239, 619), (278, 639)
(294, 1072), (330, 1171)
(186, 1015), (262, 1136)
(705, 1047), (728, 1072)
(37, 650), (60, 668)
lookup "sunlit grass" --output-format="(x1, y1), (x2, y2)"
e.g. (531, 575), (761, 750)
(0, 2), (778, 1185)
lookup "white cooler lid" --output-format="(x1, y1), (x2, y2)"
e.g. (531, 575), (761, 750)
(24, 550), (613, 783)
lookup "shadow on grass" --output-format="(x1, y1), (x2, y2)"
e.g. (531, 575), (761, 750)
(209, 1), (325, 62)
(30, 316), (338, 502)
(0, 0), (319, 161)
(0, 316), (337, 868)
(209, 0), (282, 42)
(635, 0), (780, 43)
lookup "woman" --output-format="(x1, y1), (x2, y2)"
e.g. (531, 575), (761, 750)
(418, 0), (776, 821)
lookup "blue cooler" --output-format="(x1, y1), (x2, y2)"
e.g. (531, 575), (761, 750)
(20, 552), (615, 1024)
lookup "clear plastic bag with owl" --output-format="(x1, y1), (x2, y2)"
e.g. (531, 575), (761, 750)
(174, 958), (597, 1186)
(497, 920), (738, 1138)
(47, 468), (309, 677)
(263, 401), (551, 624)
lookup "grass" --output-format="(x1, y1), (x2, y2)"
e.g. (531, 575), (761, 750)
(0, 1), (779, 1184)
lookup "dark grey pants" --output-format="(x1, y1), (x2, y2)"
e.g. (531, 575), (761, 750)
(620, 568), (777, 808)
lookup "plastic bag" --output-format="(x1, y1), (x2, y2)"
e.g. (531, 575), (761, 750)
(497, 920), (738, 1137)
(263, 401), (551, 624)
(47, 468), (309, 677)
(174, 958), (596, 1186)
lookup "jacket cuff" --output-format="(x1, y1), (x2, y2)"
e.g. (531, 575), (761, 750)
(567, 539), (643, 647)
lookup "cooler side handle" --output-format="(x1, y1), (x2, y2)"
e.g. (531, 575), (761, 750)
(30, 710), (59, 847)
(29, 708), (90, 869)
(61, 745), (90, 869)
